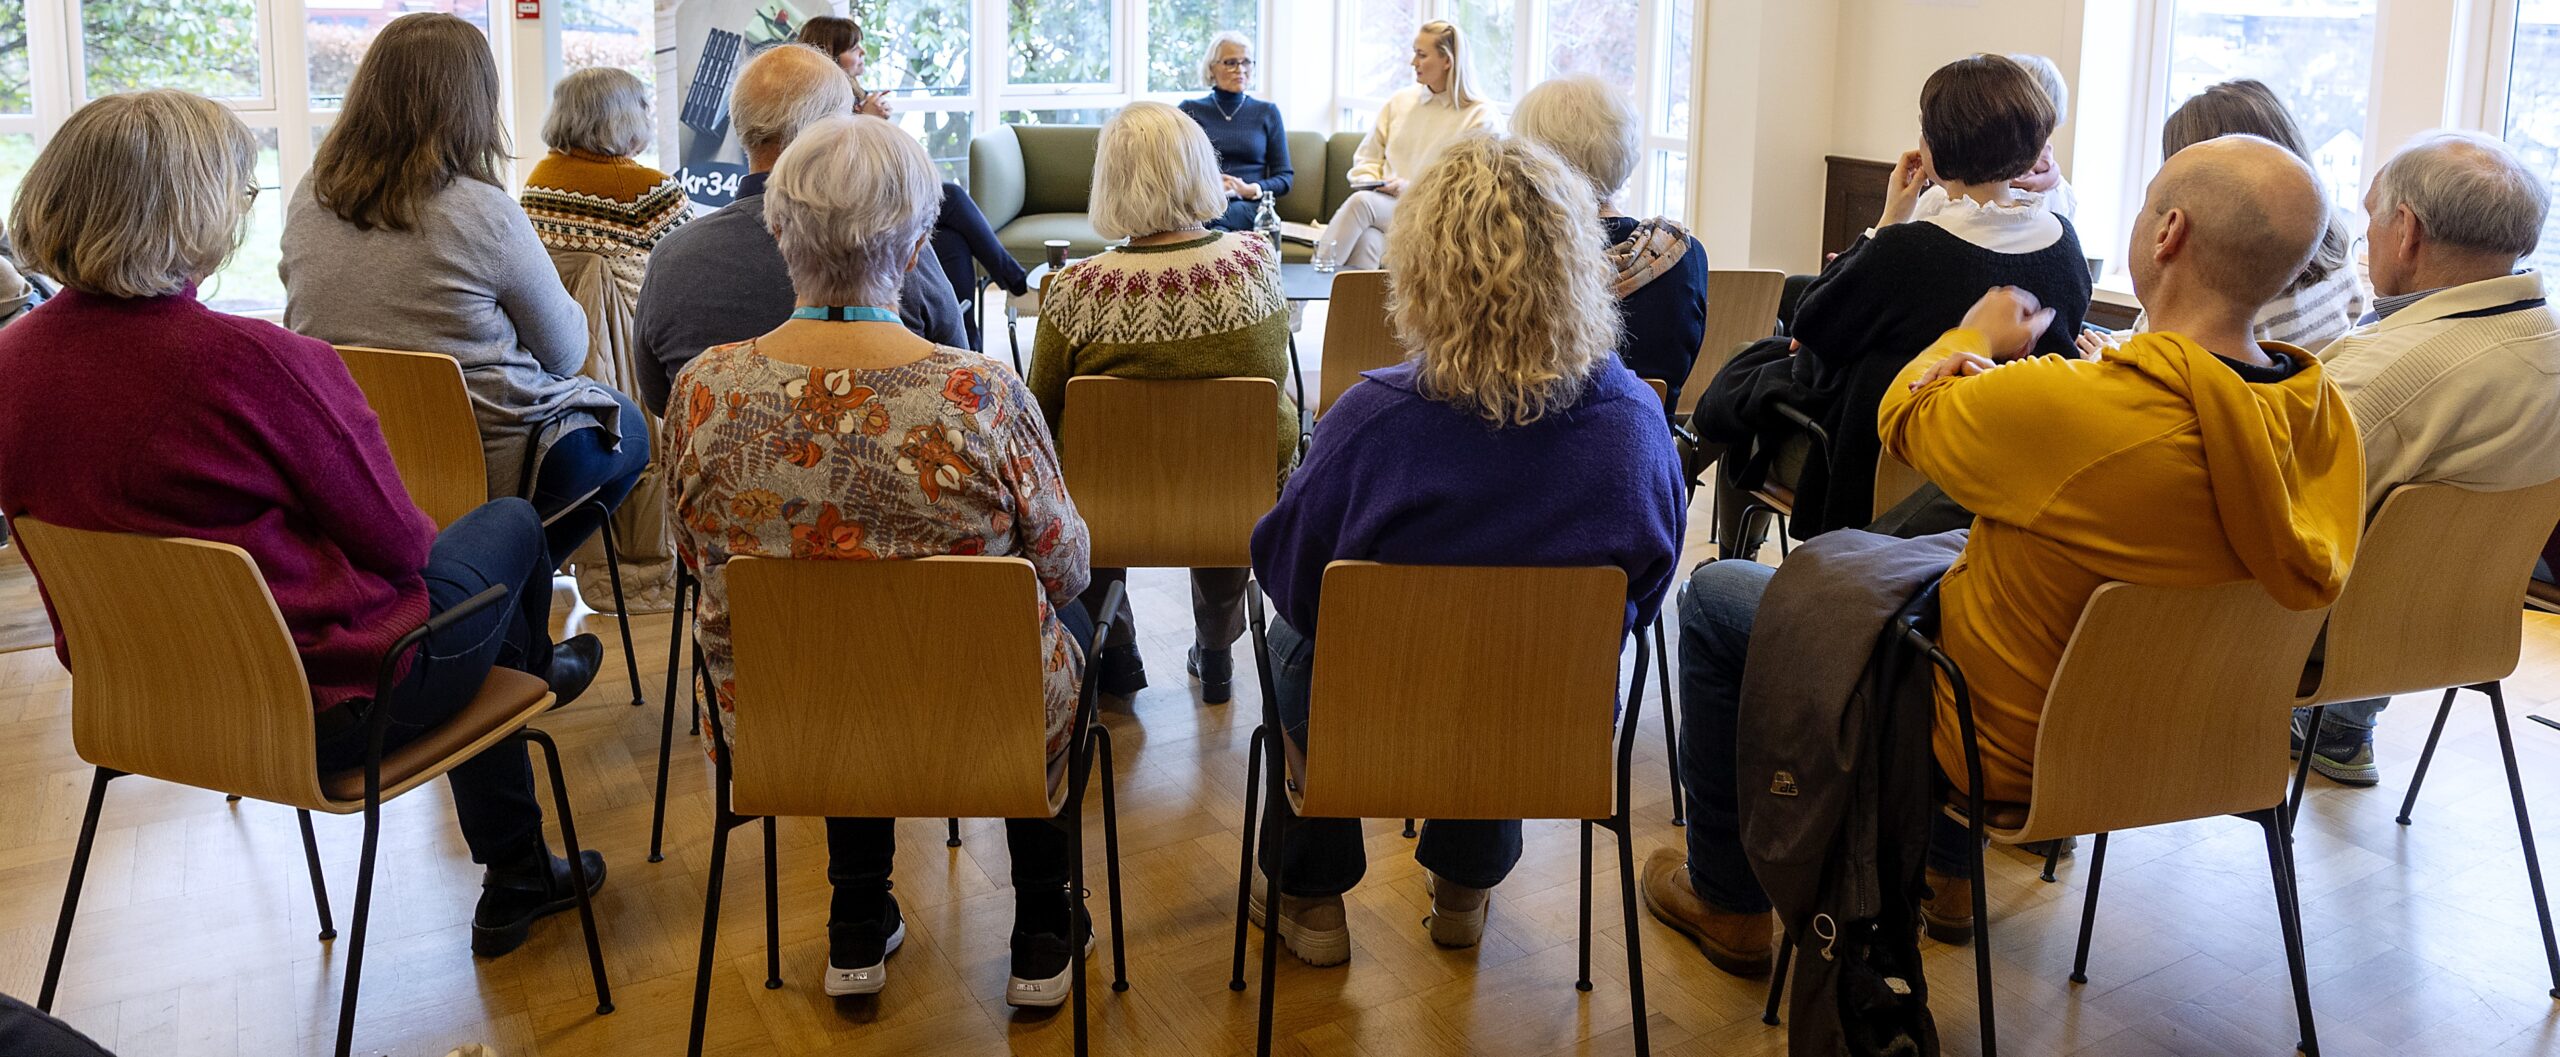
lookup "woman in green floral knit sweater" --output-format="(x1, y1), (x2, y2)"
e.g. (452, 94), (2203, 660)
(1028, 100), (1294, 705)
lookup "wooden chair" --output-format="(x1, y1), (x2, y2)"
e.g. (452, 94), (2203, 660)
(1227, 564), (1655, 1057)
(1314, 270), (1398, 417)
(333, 345), (645, 712)
(15, 518), (611, 1057)
(1872, 451), (1929, 522)
(686, 557), (1128, 1057)
(1058, 376), (1280, 569)
(2285, 479), (2560, 997)
(1673, 268), (1788, 419)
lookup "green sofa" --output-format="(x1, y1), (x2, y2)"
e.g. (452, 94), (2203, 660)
(968, 124), (1368, 265)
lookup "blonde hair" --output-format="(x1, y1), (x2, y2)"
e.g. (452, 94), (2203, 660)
(1510, 75), (1640, 202)
(1385, 133), (1616, 427)
(9, 90), (257, 299)
(768, 116), (942, 308)
(1418, 20), (1482, 109)
(1090, 101), (1225, 240)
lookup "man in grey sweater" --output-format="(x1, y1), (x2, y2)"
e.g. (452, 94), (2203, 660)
(634, 43), (967, 415)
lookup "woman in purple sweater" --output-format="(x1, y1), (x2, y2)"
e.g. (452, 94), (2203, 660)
(0, 90), (608, 958)
(1246, 133), (1686, 965)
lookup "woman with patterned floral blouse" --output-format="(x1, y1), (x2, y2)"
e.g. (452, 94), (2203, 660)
(663, 114), (1096, 1009)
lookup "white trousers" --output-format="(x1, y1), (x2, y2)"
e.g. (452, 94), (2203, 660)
(1314, 189), (1398, 270)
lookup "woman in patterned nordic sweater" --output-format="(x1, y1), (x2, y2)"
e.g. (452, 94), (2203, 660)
(1028, 101), (1294, 706)
(520, 68), (690, 298)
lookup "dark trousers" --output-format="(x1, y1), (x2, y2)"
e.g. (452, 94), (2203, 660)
(821, 601), (1095, 933)
(1675, 559), (1972, 916)
(1253, 613), (1524, 896)
(1079, 567), (1251, 653)
(0, 992), (112, 1057)
(313, 498), (556, 867)
(1207, 198), (1261, 233)
(933, 181), (1031, 298)
(527, 389), (650, 566)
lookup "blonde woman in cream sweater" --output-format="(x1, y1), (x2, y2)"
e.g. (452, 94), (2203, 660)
(1310, 20), (1498, 270)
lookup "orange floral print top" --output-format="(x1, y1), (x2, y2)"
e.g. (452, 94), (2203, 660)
(666, 339), (1092, 756)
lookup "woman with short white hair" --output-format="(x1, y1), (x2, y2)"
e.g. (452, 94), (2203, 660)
(1029, 99), (1291, 705)
(522, 66), (690, 298)
(1513, 74), (1711, 408)
(1307, 20), (1498, 270)
(664, 113), (1097, 1007)
(1246, 132), (1685, 964)
(1178, 31), (1294, 233)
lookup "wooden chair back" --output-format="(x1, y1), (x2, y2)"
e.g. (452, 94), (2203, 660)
(1872, 452), (1929, 522)
(1642, 377), (1669, 408)
(1675, 269), (1787, 418)
(1059, 377), (1279, 568)
(1316, 270), (1398, 416)
(2007, 580), (2329, 843)
(2305, 478), (2560, 705)
(12, 518), (333, 811)
(1298, 561), (1629, 821)
(333, 346), (488, 530)
(722, 555), (1061, 820)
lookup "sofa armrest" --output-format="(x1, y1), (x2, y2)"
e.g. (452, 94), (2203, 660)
(970, 125), (1027, 232)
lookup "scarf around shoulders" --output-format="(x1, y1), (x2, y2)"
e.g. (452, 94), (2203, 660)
(1606, 217), (1693, 299)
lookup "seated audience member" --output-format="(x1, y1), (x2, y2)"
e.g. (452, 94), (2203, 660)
(0, 90), (608, 959)
(2293, 131), (2560, 784)
(1646, 135), (2363, 972)
(1247, 133), (1686, 964)
(521, 67), (690, 299)
(1708, 54), (2091, 546)
(663, 114), (1095, 1007)
(1179, 31), (1294, 234)
(635, 43), (968, 416)
(797, 16), (1031, 297)
(1512, 75), (1710, 408)
(0, 253), (30, 327)
(283, 14), (647, 566)
(1911, 53), (2077, 221)
(1029, 101), (1293, 705)
(1307, 20), (1496, 270)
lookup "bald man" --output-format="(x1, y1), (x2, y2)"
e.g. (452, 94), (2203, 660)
(1641, 135), (2368, 976)
(634, 43), (967, 416)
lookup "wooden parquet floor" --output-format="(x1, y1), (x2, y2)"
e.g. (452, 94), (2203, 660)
(6, 498), (2560, 1056)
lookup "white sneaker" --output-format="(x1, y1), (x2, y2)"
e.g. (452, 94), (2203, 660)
(824, 901), (906, 997)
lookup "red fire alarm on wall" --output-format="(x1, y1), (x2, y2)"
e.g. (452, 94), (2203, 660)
(514, 0), (539, 18)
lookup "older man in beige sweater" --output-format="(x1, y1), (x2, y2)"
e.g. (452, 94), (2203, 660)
(2297, 131), (2560, 785)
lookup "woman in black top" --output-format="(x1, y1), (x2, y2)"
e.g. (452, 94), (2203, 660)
(1177, 32), (1292, 233)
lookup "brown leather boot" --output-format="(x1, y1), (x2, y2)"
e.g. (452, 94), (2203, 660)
(1920, 866), (1975, 945)
(1638, 848), (1775, 977)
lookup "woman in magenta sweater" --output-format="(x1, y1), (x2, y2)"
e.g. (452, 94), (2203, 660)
(0, 90), (608, 958)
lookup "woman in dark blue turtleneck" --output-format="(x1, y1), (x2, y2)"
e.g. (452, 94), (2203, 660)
(1176, 32), (1292, 233)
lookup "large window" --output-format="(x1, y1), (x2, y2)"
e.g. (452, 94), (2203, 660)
(82, 0), (267, 101)
(2507, 1), (2560, 274)
(1009, 0), (1113, 87)
(1447, 0), (1513, 103)
(0, 0), (31, 115)
(2164, 0), (2376, 211)
(1146, 0), (1256, 92)
(307, 1), (488, 108)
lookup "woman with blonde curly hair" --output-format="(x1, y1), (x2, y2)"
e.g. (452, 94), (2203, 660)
(1242, 132), (1686, 965)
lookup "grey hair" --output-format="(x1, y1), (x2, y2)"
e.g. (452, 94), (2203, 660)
(8, 90), (256, 299)
(732, 44), (854, 153)
(1510, 75), (1640, 202)
(2007, 53), (2069, 127)
(767, 115), (942, 308)
(1089, 101), (1225, 240)
(1199, 31), (1254, 88)
(543, 67), (654, 157)
(2374, 130), (2551, 259)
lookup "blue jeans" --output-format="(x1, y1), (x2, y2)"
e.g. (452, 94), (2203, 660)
(1676, 560), (1973, 915)
(2299, 698), (2385, 736)
(313, 498), (555, 866)
(528, 390), (650, 567)
(932, 181), (1030, 297)
(1252, 613), (1523, 896)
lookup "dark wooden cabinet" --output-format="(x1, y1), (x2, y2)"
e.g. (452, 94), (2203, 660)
(1822, 155), (1895, 260)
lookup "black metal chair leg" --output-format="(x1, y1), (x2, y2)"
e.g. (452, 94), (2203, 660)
(38, 768), (115, 1012)
(2288, 705), (2326, 831)
(2255, 808), (2319, 1056)
(1614, 814), (1651, 1057)
(2397, 687), (2460, 826)
(1654, 615), (1684, 826)
(2068, 832), (2109, 984)
(1763, 937), (1790, 1025)
(685, 811), (735, 1057)
(1070, 787), (1091, 1057)
(2486, 685), (2560, 998)
(1255, 801), (1287, 1057)
(651, 572), (691, 863)
(946, 817), (963, 848)
(2040, 840), (2062, 883)
(590, 503), (644, 709)
(297, 808), (337, 941)
(332, 799), (384, 1057)
(1576, 819), (1594, 992)
(762, 816), (781, 989)
(1402, 818), (1416, 838)
(1968, 807), (1997, 1057)
(1229, 725), (1267, 991)
(1097, 726), (1129, 993)
(526, 729), (614, 1013)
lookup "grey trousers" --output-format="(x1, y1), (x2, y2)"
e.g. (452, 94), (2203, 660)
(1081, 567), (1252, 651)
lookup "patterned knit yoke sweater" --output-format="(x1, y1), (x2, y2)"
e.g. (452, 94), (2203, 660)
(521, 149), (691, 297)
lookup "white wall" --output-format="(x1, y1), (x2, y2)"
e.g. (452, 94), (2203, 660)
(1694, 0), (1842, 273)
(1830, 0), (2085, 165)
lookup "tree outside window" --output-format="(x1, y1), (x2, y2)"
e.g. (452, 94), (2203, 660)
(852, 0), (972, 96)
(305, 1), (489, 110)
(1352, 0), (1419, 100)
(1446, 0), (1511, 103)
(1543, 0), (1635, 97)
(1009, 0), (1112, 86)
(1147, 0), (1256, 94)
(2508, 0), (2560, 274)
(80, 0), (266, 100)
(0, 1), (29, 115)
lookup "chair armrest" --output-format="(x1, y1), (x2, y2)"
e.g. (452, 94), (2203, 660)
(364, 583), (516, 775)
(1769, 399), (1832, 465)
(1067, 580), (1129, 799)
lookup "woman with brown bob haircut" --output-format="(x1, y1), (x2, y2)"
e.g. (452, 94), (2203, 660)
(282, 13), (651, 571)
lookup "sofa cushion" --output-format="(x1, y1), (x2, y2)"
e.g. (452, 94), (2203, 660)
(1323, 131), (1368, 220)
(968, 125), (1027, 230)
(1275, 130), (1329, 225)
(1015, 125), (1103, 217)
(996, 213), (1109, 265)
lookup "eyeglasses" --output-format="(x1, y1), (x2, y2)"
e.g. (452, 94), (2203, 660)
(242, 184), (262, 206)
(1215, 58), (1256, 70)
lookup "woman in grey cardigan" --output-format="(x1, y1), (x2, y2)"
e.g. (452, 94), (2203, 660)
(282, 12), (646, 563)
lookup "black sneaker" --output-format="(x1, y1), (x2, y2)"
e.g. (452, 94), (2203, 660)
(826, 894), (905, 996)
(2307, 726), (2380, 786)
(1188, 645), (1233, 704)
(1005, 910), (1093, 1009)
(1096, 645), (1147, 698)
(546, 633), (604, 708)
(471, 849), (606, 957)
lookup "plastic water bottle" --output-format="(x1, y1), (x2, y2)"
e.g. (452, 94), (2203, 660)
(1254, 193), (1281, 256)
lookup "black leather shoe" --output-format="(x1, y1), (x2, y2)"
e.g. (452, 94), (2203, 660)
(1188, 646), (1232, 704)
(546, 633), (603, 707)
(472, 850), (606, 957)
(1096, 644), (1147, 697)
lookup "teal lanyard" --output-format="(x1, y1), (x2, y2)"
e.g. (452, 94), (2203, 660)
(789, 305), (903, 323)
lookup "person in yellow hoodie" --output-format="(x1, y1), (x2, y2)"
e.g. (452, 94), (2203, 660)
(1639, 134), (2364, 975)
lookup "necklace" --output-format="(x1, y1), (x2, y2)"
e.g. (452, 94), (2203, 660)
(789, 305), (902, 323)
(1213, 93), (1243, 121)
